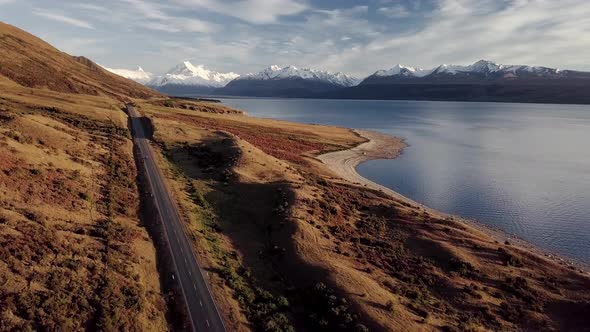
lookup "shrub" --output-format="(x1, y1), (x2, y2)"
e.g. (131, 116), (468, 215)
(23, 210), (43, 223)
(450, 257), (479, 278)
(385, 300), (395, 314)
(498, 247), (524, 267)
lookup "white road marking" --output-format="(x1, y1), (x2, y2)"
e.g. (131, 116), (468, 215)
(128, 109), (225, 331)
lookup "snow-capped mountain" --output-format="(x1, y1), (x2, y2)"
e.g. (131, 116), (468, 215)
(374, 64), (434, 78)
(145, 61), (239, 95)
(216, 65), (360, 97)
(148, 61), (239, 88)
(428, 60), (564, 78)
(237, 65), (360, 87)
(363, 60), (571, 84)
(328, 60), (590, 104)
(101, 65), (153, 84)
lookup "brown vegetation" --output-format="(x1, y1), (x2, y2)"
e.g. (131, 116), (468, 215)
(147, 98), (243, 114)
(140, 99), (590, 331)
(0, 22), (161, 100)
(0, 80), (167, 330)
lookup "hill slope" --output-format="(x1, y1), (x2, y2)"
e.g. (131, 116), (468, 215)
(0, 22), (160, 100)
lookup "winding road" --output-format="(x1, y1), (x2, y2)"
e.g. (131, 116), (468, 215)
(127, 104), (226, 332)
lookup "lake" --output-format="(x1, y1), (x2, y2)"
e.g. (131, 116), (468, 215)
(219, 98), (590, 264)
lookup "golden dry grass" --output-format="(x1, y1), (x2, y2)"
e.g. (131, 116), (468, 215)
(142, 99), (590, 332)
(0, 90), (168, 331)
(0, 22), (174, 330)
(0, 21), (161, 100)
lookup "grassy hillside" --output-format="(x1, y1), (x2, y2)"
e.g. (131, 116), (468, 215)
(0, 22), (161, 100)
(138, 101), (590, 331)
(0, 82), (168, 330)
(0, 23), (169, 330)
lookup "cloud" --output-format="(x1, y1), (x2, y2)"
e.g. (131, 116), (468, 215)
(172, 0), (309, 24)
(69, 3), (109, 12)
(377, 5), (411, 18)
(20, 0), (590, 78)
(0, 0), (15, 5)
(315, 0), (590, 75)
(122, 0), (168, 20)
(32, 9), (95, 29)
(368, 0), (590, 67)
(121, 0), (214, 32)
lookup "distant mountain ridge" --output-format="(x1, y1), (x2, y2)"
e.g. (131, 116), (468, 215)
(236, 65), (360, 86)
(215, 65), (360, 97)
(102, 65), (153, 84)
(362, 60), (590, 85)
(325, 60), (590, 104)
(146, 61), (239, 95)
(96, 57), (590, 103)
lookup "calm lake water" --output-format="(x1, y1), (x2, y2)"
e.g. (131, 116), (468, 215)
(219, 98), (590, 264)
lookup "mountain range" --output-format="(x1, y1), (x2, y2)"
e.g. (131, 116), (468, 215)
(100, 65), (154, 85)
(333, 60), (590, 104)
(105, 60), (590, 104)
(215, 65), (359, 97)
(145, 61), (239, 95)
(361, 60), (590, 84)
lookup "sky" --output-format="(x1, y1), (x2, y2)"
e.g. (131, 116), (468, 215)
(1, 0), (590, 77)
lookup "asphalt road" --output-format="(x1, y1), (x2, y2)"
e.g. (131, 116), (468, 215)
(127, 105), (226, 332)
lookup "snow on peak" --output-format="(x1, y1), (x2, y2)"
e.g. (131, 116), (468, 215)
(101, 65), (153, 84)
(375, 64), (433, 77)
(240, 65), (359, 87)
(470, 59), (503, 72)
(148, 61), (240, 88)
(373, 60), (564, 78)
(434, 60), (563, 76)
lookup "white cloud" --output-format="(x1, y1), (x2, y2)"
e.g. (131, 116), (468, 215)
(0, 0), (15, 5)
(121, 0), (214, 32)
(319, 0), (590, 75)
(122, 0), (168, 20)
(173, 0), (309, 24)
(32, 9), (95, 29)
(20, 0), (590, 77)
(377, 5), (410, 18)
(69, 3), (109, 12)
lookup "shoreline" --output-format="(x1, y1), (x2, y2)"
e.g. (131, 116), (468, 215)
(318, 129), (590, 273)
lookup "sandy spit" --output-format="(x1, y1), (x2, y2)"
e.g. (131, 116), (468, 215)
(318, 130), (429, 208)
(317, 129), (589, 273)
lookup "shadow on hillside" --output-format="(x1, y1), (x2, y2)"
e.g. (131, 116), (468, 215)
(165, 140), (388, 331)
